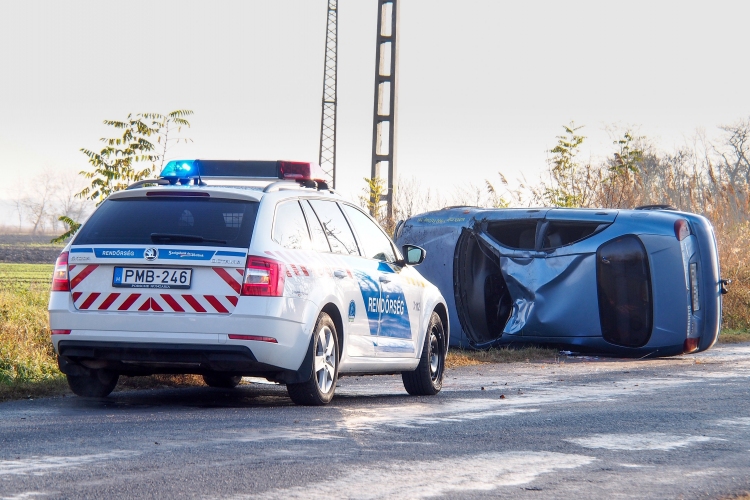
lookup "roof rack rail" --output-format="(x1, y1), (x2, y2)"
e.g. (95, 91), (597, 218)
(126, 179), (170, 190)
(634, 204), (677, 211)
(263, 179), (330, 193)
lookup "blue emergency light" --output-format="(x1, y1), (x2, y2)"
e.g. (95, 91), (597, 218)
(160, 160), (198, 184)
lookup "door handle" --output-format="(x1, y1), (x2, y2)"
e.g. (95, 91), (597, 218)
(379, 276), (391, 283)
(334, 270), (347, 279)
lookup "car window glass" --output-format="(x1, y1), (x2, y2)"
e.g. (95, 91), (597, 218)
(300, 200), (331, 253)
(308, 200), (360, 256)
(273, 201), (311, 250)
(486, 220), (538, 250)
(341, 204), (396, 262)
(541, 221), (609, 250)
(74, 198), (258, 247)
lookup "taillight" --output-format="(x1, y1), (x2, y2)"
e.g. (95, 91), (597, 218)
(228, 334), (278, 343)
(674, 219), (690, 241)
(52, 252), (70, 292)
(241, 256), (286, 296)
(684, 337), (699, 353)
(51, 329), (71, 335)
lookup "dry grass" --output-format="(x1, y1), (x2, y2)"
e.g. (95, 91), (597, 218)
(0, 378), (69, 403)
(718, 329), (750, 344)
(117, 374), (206, 390)
(0, 283), (62, 385)
(446, 346), (560, 368)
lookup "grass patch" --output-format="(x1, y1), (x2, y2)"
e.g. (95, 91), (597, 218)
(718, 329), (750, 344)
(446, 346), (559, 368)
(0, 263), (53, 290)
(0, 282), (67, 402)
(0, 378), (69, 403)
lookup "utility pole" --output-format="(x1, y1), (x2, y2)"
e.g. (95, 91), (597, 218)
(370, 0), (399, 219)
(318, 0), (338, 187)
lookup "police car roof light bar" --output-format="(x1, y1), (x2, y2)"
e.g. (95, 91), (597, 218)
(158, 159), (329, 190)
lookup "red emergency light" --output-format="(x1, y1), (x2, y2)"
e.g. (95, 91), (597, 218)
(277, 161), (328, 184)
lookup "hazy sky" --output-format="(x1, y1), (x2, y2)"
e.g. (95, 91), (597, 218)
(1, 0), (749, 224)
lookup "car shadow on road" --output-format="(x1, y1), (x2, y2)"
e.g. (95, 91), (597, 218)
(62, 382), (417, 412)
(68, 383), (293, 410)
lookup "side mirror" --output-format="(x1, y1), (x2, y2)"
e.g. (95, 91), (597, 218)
(402, 244), (426, 266)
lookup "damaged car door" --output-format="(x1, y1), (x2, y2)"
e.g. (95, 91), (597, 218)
(456, 209), (617, 345)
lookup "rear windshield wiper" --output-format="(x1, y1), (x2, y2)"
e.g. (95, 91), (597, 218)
(150, 233), (227, 244)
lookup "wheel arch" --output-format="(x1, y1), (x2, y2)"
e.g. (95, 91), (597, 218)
(433, 302), (450, 350)
(320, 302), (344, 360)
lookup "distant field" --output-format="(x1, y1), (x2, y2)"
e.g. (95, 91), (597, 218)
(0, 263), (53, 289)
(0, 233), (64, 264)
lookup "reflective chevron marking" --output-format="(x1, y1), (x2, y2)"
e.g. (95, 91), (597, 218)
(118, 293), (141, 311)
(213, 267), (242, 294)
(182, 294), (206, 313)
(160, 294), (185, 312)
(79, 293), (100, 310)
(69, 265), (98, 290)
(98, 293), (120, 310)
(68, 265), (242, 314)
(73, 292), (236, 314)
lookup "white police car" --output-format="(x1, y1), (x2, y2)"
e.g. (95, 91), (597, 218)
(48, 160), (449, 405)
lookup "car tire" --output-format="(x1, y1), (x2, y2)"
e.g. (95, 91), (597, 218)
(287, 312), (339, 406)
(66, 370), (119, 398)
(402, 311), (445, 396)
(202, 374), (242, 388)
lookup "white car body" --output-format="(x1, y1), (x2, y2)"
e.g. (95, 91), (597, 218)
(49, 173), (449, 398)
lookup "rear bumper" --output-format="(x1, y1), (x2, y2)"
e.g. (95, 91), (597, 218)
(57, 340), (313, 384)
(49, 294), (317, 371)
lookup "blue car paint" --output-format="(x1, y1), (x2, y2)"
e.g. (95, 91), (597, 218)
(395, 207), (722, 357)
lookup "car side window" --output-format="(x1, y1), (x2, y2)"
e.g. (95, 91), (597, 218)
(308, 200), (360, 256)
(541, 221), (610, 250)
(273, 201), (311, 250)
(300, 201), (331, 253)
(341, 204), (396, 262)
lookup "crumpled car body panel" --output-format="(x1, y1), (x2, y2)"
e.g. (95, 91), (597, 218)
(395, 207), (722, 357)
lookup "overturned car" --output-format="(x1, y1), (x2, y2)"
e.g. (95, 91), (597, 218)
(395, 206), (725, 357)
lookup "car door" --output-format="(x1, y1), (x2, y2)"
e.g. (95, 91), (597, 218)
(304, 199), (375, 357)
(340, 204), (416, 358)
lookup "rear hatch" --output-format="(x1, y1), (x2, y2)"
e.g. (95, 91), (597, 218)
(68, 194), (258, 315)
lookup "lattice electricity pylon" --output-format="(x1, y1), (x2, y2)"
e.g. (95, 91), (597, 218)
(318, 0), (338, 188)
(370, 0), (399, 219)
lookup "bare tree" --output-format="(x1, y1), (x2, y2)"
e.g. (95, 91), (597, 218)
(54, 170), (91, 231)
(20, 173), (57, 234)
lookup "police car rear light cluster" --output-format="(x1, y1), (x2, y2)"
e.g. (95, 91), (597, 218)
(674, 219), (691, 240)
(228, 334), (278, 343)
(241, 256), (286, 297)
(52, 252), (70, 292)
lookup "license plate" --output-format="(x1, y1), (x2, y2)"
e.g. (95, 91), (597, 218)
(113, 267), (192, 289)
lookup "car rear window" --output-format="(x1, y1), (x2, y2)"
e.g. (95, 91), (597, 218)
(596, 235), (653, 347)
(74, 197), (259, 247)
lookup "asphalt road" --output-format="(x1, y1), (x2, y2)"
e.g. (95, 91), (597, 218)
(2, 344), (750, 499)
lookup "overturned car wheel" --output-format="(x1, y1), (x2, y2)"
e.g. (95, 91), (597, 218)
(402, 312), (445, 396)
(66, 369), (119, 398)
